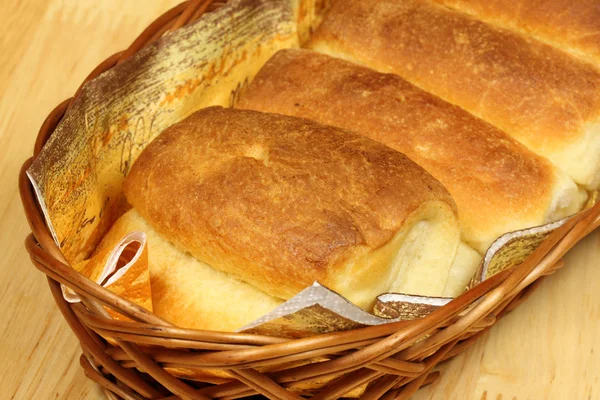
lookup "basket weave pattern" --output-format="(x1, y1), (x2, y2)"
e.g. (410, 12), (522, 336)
(19, 1), (600, 399)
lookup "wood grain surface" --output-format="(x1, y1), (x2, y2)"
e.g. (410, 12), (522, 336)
(0, 1), (598, 399)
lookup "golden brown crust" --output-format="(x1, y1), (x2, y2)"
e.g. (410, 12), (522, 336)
(236, 49), (565, 251)
(432, 0), (600, 65)
(308, 0), (600, 186)
(124, 106), (457, 300)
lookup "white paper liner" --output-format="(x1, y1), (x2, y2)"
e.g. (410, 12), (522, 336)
(239, 282), (403, 332)
(61, 231), (147, 303)
(481, 217), (569, 279)
(26, 170), (60, 246)
(377, 293), (452, 307)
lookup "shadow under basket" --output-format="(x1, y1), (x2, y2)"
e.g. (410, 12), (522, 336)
(18, 1), (600, 399)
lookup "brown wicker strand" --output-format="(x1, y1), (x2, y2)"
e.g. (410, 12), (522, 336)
(117, 1), (194, 64)
(312, 369), (385, 400)
(542, 259), (565, 276)
(33, 99), (71, 157)
(196, 381), (255, 399)
(27, 238), (166, 325)
(418, 371), (441, 388)
(227, 369), (302, 400)
(153, 267), (515, 372)
(80, 354), (146, 400)
(265, 271), (514, 385)
(499, 279), (544, 317)
(218, 391), (264, 400)
(190, 1), (216, 22)
(363, 339), (457, 400)
(171, 0), (214, 31)
(440, 330), (488, 363)
(72, 303), (286, 345)
(82, 294), (211, 400)
(120, 341), (210, 400)
(395, 340), (459, 400)
(185, 268), (511, 396)
(19, 161), (67, 263)
(47, 278), (163, 399)
(147, 16), (182, 46)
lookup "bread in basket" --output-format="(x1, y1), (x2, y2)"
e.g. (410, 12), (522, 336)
(20, 0), (600, 398)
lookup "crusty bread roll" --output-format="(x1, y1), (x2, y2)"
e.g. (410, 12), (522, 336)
(236, 49), (586, 252)
(309, 0), (600, 190)
(98, 209), (283, 331)
(124, 107), (461, 308)
(431, 0), (600, 65)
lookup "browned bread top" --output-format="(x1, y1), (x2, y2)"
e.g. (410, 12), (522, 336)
(309, 0), (600, 188)
(124, 107), (458, 303)
(237, 49), (584, 252)
(432, 0), (600, 65)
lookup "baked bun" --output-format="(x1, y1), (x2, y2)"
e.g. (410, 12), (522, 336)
(309, 0), (600, 189)
(237, 49), (586, 252)
(124, 107), (461, 308)
(97, 209), (282, 331)
(432, 0), (600, 66)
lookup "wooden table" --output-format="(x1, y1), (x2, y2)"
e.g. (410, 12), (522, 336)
(1, 1), (598, 398)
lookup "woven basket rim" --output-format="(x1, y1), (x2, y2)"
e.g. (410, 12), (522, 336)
(19, 0), (600, 398)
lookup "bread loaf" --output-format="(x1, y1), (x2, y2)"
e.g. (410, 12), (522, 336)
(236, 49), (586, 252)
(97, 209), (283, 331)
(309, 0), (600, 190)
(124, 107), (461, 308)
(432, 0), (600, 65)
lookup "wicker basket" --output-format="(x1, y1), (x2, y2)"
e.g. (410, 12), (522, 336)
(19, 1), (600, 399)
